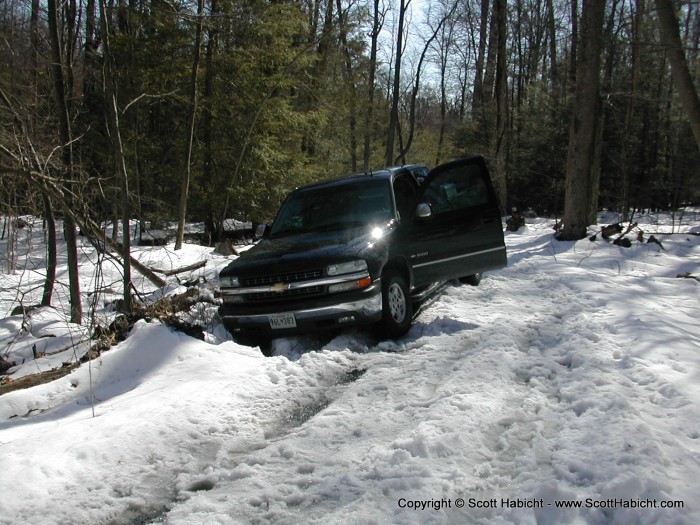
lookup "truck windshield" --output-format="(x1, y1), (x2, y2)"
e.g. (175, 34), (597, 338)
(270, 179), (393, 237)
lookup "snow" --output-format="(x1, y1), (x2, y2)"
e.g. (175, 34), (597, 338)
(1, 212), (699, 525)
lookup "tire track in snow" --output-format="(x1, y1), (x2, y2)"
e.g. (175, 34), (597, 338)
(118, 352), (369, 525)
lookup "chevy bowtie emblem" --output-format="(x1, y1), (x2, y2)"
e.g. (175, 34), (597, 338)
(269, 283), (290, 292)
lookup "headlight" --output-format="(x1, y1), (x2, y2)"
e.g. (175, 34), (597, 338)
(327, 260), (367, 276)
(219, 275), (240, 288)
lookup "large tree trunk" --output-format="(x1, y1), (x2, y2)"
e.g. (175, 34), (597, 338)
(47, 0), (82, 323)
(491, 0), (508, 211)
(569, 0), (579, 89)
(559, 0), (606, 241)
(655, 0), (700, 150)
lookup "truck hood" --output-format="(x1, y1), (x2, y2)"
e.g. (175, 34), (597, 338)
(220, 225), (391, 276)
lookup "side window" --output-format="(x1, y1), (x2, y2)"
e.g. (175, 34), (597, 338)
(393, 175), (418, 220)
(422, 164), (489, 216)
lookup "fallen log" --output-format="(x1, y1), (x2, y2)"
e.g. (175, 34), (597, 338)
(150, 259), (207, 276)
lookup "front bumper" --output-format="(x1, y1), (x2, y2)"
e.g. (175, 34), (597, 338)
(219, 284), (383, 338)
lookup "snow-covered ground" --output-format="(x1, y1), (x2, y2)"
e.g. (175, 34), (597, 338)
(1, 212), (699, 525)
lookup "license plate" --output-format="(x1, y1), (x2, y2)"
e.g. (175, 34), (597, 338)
(268, 312), (296, 329)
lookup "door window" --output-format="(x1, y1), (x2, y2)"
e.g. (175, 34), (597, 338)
(422, 163), (489, 216)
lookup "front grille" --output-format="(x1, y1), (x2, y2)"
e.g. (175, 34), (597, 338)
(246, 285), (324, 303)
(241, 269), (323, 287)
(240, 269), (325, 303)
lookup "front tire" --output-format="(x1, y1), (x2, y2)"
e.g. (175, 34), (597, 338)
(459, 272), (482, 286)
(235, 336), (273, 357)
(258, 339), (273, 357)
(378, 271), (413, 339)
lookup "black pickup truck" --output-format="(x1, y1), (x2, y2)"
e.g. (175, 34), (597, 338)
(218, 156), (506, 354)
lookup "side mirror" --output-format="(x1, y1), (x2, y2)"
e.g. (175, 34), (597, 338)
(254, 224), (269, 239)
(415, 203), (433, 219)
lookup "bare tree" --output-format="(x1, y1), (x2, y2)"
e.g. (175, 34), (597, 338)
(396, 0), (458, 164)
(363, 0), (385, 170)
(0, 89), (168, 293)
(336, 0), (359, 171)
(47, 0), (82, 323)
(559, 0), (606, 240)
(432, 1), (458, 165)
(29, 0), (57, 306)
(99, 0), (135, 313)
(472, 0), (490, 119)
(491, 0), (508, 209)
(175, 0), (205, 250)
(385, 0), (410, 166)
(202, 0), (220, 243)
(620, 0), (643, 219)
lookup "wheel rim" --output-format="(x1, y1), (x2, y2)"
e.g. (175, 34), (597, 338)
(388, 281), (406, 323)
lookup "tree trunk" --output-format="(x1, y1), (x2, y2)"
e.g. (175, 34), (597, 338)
(559, 0), (606, 241)
(99, 0), (134, 313)
(6, 202), (15, 274)
(202, 0), (220, 244)
(655, 0), (700, 150)
(41, 194), (57, 306)
(491, 0), (508, 211)
(363, 0), (381, 170)
(569, 0), (579, 89)
(47, 0), (82, 324)
(472, 0), (490, 118)
(621, 0), (643, 220)
(31, 0), (56, 305)
(0, 86), (168, 292)
(175, 0), (205, 250)
(30, 0), (40, 126)
(398, 2), (457, 164)
(482, 1), (499, 105)
(385, 0), (409, 166)
(336, 0), (358, 171)
(545, 0), (557, 87)
(435, 9), (457, 166)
